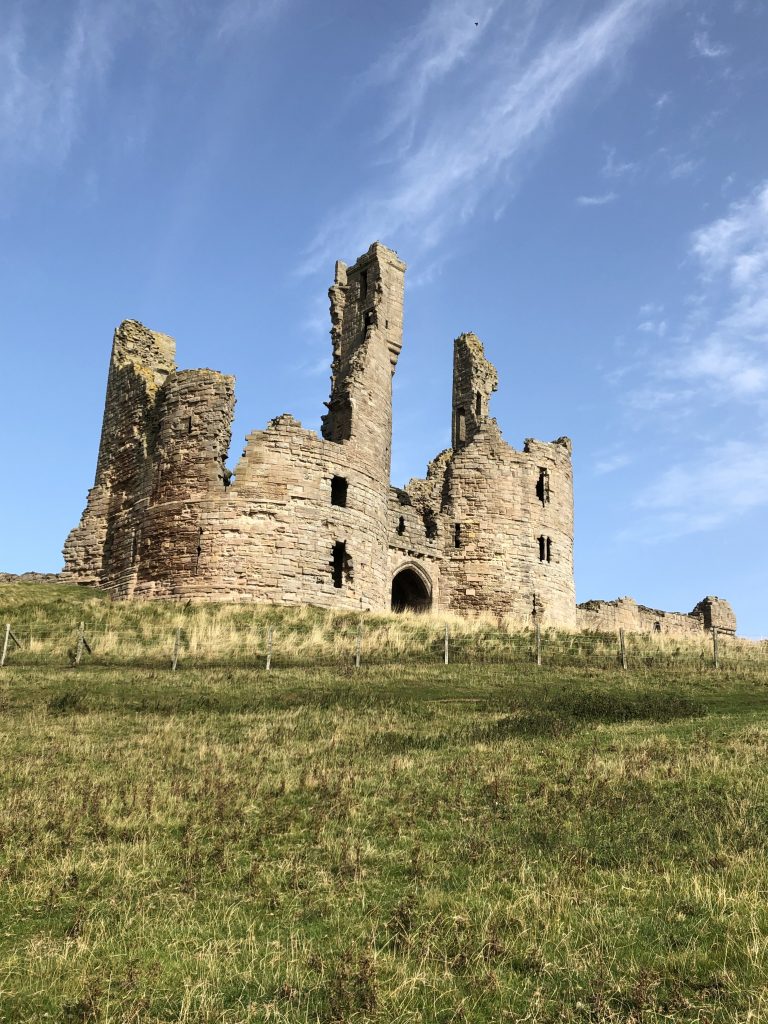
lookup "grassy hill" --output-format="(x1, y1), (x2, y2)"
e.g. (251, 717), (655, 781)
(1, 583), (767, 1021)
(0, 581), (763, 672)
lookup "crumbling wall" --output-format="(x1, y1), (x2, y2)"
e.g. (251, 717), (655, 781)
(403, 334), (576, 625)
(62, 321), (175, 585)
(438, 425), (576, 625)
(576, 596), (737, 636)
(451, 333), (498, 448)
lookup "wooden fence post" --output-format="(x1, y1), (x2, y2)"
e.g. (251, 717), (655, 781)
(355, 622), (362, 669)
(712, 627), (719, 670)
(172, 627), (181, 672)
(266, 627), (272, 671)
(619, 628), (627, 671)
(444, 624), (449, 666)
(1, 625), (22, 668)
(74, 622), (85, 666)
(1, 625), (10, 669)
(535, 623), (542, 667)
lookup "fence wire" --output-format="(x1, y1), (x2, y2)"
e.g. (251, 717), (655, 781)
(1, 620), (765, 672)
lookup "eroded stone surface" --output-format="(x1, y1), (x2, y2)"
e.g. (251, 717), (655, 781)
(62, 243), (736, 634)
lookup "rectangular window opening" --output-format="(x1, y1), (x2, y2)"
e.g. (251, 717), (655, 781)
(457, 407), (466, 444)
(332, 541), (346, 588)
(454, 523), (462, 548)
(546, 537), (552, 563)
(331, 475), (348, 507)
(360, 269), (368, 299)
(475, 392), (482, 416)
(538, 535), (546, 562)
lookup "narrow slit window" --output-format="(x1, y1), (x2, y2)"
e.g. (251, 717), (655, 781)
(536, 468), (550, 505)
(397, 516), (406, 536)
(331, 475), (348, 507)
(130, 529), (139, 566)
(546, 537), (552, 563)
(360, 269), (368, 299)
(186, 416), (193, 434)
(538, 535), (546, 562)
(475, 392), (482, 416)
(194, 528), (203, 575)
(454, 523), (462, 548)
(457, 407), (466, 443)
(332, 542), (346, 588)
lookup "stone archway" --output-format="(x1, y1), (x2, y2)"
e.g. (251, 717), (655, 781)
(391, 564), (432, 612)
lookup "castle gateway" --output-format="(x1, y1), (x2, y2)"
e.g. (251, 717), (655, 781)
(63, 243), (735, 636)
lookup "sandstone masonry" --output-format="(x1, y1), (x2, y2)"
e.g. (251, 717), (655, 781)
(63, 242), (736, 635)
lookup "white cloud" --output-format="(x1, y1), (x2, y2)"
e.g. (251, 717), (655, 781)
(692, 30), (729, 58)
(576, 191), (618, 206)
(0, 0), (291, 175)
(668, 157), (699, 179)
(0, 2), (120, 167)
(362, 0), (506, 147)
(215, 0), (289, 41)
(302, 0), (667, 273)
(628, 440), (768, 540)
(637, 318), (667, 336)
(601, 146), (637, 178)
(623, 182), (768, 539)
(595, 452), (632, 474)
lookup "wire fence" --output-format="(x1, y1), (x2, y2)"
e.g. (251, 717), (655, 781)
(1, 619), (766, 672)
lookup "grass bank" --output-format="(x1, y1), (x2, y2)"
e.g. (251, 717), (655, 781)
(1, 584), (768, 1021)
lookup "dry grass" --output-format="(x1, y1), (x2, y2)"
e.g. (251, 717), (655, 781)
(1, 582), (764, 672)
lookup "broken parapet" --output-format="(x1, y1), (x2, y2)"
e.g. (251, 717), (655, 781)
(576, 595), (737, 636)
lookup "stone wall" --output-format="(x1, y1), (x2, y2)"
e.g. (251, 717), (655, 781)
(62, 321), (175, 586)
(576, 596), (737, 636)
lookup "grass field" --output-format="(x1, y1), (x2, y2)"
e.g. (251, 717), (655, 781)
(1, 585), (768, 1022)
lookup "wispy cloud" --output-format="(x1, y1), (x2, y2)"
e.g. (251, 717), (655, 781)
(637, 318), (667, 336)
(595, 452), (632, 474)
(692, 30), (729, 58)
(362, 0), (506, 147)
(0, 0), (291, 178)
(577, 191), (618, 206)
(623, 181), (768, 539)
(302, 0), (668, 273)
(215, 0), (290, 42)
(0, 1), (120, 167)
(627, 439), (768, 540)
(601, 146), (637, 179)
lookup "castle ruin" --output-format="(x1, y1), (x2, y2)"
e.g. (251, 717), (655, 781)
(63, 242), (736, 635)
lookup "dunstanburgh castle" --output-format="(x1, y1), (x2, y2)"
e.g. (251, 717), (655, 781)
(63, 242), (735, 637)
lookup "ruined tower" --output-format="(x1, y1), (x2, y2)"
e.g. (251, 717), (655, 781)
(62, 241), (733, 636)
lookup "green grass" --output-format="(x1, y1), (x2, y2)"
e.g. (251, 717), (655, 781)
(1, 585), (768, 1022)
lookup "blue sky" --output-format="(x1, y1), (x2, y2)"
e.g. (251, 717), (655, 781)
(1, 0), (766, 635)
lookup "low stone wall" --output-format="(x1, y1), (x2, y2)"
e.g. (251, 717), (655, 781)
(0, 572), (66, 585)
(576, 595), (736, 636)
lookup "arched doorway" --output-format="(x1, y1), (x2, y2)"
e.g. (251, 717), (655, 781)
(391, 565), (432, 612)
